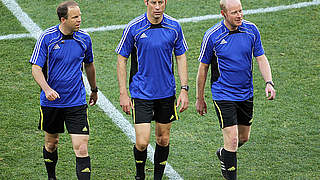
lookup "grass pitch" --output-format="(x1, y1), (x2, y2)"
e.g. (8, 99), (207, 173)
(0, 0), (319, 179)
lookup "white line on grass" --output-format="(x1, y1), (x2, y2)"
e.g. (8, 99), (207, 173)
(2, 0), (183, 179)
(0, 33), (32, 40)
(1, 0), (42, 39)
(83, 76), (183, 180)
(1, 0), (319, 40)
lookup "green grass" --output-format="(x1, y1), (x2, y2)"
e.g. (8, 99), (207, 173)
(1, 0), (319, 179)
(0, 3), (28, 35)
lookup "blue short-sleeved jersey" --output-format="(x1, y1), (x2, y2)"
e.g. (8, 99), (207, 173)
(198, 20), (264, 101)
(116, 13), (188, 100)
(29, 25), (94, 107)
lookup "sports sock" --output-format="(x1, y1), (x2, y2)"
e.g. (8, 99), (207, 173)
(133, 145), (147, 179)
(222, 148), (237, 180)
(43, 146), (58, 179)
(154, 144), (169, 180)
(76, 156), (91, 180)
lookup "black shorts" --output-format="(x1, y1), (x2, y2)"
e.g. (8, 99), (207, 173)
(213, 97), (253, 129)
(132, 96), (178, 124)
(39, 104), (89, 134)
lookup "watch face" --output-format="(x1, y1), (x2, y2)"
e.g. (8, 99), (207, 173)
(181, 85), (189, 91)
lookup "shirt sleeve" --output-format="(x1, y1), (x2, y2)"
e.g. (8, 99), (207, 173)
(115, 24), (134, 58)
(174, 23), (188, 56)
(29, 33), (48, 67)
(198, 32), (214, 64)
(252, 25), (265, 57)
(83, 35), (94, 63)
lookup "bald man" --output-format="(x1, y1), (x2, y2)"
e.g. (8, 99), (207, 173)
(196, 0), (276, 179)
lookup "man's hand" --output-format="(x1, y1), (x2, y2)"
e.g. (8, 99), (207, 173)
(265, 84), (276, 100)
(89, 92), (98, 106)
(44, 88), (60, 101)
(177, 90), (189, 113)
(196, 98), (207, 116)
(120, 94), (132, 115)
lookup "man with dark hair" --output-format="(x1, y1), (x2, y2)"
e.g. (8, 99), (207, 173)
(116, 0), (189, 179)
(196, 0), (276, 179)
(29, 1), (97, 179)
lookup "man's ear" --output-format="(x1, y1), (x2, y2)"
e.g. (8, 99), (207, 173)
(60, 17), (67, 24)
(221, 10), (226, 18)
(144, 0), (148, 6)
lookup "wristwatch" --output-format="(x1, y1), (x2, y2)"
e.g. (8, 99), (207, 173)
(181, 85), (189, 91)
(265, 81), (274, 87)
(91, 86), (99, 93)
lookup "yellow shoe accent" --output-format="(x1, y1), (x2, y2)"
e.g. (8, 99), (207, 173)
(44, 159), (53, 163)
(81, 168), (91, 173)
(82, 126), (88, 132)
(249, 118), (253, 123)
(228, 166), (236, 171)
(170, 115), (175, 120)
(136, 160), (144, 164)
(159, 161), (167, 165)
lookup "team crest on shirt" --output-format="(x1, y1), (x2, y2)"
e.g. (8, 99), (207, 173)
(53, 44), (60, 50)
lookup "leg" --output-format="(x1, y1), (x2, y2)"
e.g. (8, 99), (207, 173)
(221, 126), (238, 180)
(134, 123), (151, 180)
(154, 122), (172, 180)
(237, 97), (253, 148)
(214, 100), (238, 180)
(64, 104), (91, 180)
(135, 123), (151, 151)
(222, 125), (238, 152)
(40, 106), (64, 180)
(237, 125), (251, 148)
(132, 98), (154, 179)
(70, 134), (90, 180)
(44, 132), (59, 180)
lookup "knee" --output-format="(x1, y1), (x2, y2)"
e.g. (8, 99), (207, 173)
(136, 143), (148, 151)
(78, 144), (88, 156)
(45, 138), (59, 152)
(156, 135), (170, 147)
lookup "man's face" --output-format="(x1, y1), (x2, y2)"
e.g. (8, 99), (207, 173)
(145, 0), (166, 20)
(63, 6), (82, 32)
(222, 2), (243, 29)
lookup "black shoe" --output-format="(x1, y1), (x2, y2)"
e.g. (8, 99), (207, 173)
(135, 175), (145, 180)
(216, 148), (227, 179)
(48, 178), (56, 180)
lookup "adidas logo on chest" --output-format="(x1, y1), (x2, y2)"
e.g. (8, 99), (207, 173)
(220, 39), (227, 45)
(140, 33), (148, 39)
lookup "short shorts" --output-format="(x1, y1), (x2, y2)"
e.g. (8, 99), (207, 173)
(132, 96), (178, 124)
(213, 97), (253, 129)
(39, 104), (89, 134)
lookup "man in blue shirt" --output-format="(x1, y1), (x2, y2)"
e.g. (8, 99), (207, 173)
(196, 0), (276, 179)
(30, 1), (97, 179)
(116, 0), (189, 179)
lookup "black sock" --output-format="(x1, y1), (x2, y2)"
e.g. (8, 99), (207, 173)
(133, 145), (147, 179)
(76, 156), (91, 180)
(43, 146), (58, 179)
(238, 141), (244, 148)
(222, 148), (237, 180)
(154, 144), (169, 180)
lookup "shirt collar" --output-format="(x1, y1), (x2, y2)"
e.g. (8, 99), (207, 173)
(144, 12), (165, 26)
